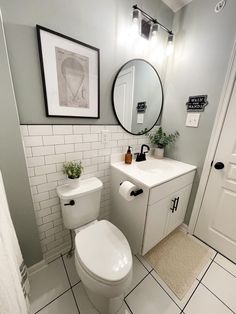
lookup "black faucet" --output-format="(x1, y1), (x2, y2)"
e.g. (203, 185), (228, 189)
(136, 144), (150, 162)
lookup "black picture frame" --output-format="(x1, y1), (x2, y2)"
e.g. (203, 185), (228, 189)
(36, 25), (100, 119)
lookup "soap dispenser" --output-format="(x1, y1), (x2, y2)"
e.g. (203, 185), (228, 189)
(125, 146), (132, 164)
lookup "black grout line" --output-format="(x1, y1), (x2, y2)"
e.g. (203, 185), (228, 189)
(71, 280), (82, 288)
(150, 271), (182, 311)
(124, 299), (134, 314)
(61, 255), (72, 288)
(181, 253), (216, 313)
(34, 287), (71, 314)
(214, 260), (236, 280)
(71, 287), (81, 314)
(124, 272), (150, 299)
(200, 282), (235, 314)
(61, 255), (80, 313)
(135, 254), (153, 273)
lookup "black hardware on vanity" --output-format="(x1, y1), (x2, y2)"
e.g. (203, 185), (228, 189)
(119, 182), (143, 197)
(136, 144), (150, 162)
(214, 162), (224, 170)
(64, 200), (75, 206)
(130, 189), (143, 197)
(170, 197), (179, 213)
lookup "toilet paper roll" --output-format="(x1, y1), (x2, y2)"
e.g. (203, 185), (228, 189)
(119, 181), (136, 201)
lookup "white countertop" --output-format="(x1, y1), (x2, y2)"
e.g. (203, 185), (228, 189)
(110, 157), (197, 188)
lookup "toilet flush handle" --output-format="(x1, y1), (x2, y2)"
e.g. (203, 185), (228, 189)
(64, 200), (75, 206)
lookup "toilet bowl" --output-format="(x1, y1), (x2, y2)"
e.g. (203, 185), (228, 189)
(57, 178), (133, 314)
(75, 220), (132, 313)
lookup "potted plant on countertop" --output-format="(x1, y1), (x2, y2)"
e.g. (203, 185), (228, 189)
(148, 127), (179, 159)
(62, 161), (83, 188)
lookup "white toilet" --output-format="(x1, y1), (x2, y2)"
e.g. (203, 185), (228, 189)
(57, 177), (133, 314)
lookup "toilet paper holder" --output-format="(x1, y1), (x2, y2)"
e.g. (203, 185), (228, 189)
(120, 182), (143, 197)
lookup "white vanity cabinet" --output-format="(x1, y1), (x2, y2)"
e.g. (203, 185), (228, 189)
(110, 157), (196, 256)
(142, 179), (194, 254)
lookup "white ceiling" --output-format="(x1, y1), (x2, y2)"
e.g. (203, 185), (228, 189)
(161, 0), (193, 12)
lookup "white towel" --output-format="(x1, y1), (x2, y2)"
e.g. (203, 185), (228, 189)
(0, 171), (29, 314)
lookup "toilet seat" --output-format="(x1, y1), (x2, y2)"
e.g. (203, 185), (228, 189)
(75, 220), (132, 285)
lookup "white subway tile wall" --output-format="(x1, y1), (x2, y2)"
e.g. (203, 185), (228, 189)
(21, 124), (152, 260)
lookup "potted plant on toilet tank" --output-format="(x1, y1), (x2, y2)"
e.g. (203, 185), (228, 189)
(63, 161), (83, 188)
(148, 127), (179, 159)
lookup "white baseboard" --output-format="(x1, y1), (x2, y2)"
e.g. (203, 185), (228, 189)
(179, 223), (188, 233)
(28, 259), (47, 276)
(44, 242), (71, 263)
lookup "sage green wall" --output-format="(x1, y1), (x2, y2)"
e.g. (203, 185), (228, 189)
(0, 0), (173, 265)
(162, 0), (236, 224)
(0, 14), (42, 266)
(0, 0), (173, 125)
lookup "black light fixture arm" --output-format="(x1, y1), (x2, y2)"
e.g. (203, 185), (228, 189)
(133, 4), (173, 35)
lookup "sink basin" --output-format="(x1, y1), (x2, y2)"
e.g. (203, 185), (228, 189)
(135, 158), (177, 173)
(111, 157), (196, 188)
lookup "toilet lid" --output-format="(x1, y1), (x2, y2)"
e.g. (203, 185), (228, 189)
(75, 220), (132, 283)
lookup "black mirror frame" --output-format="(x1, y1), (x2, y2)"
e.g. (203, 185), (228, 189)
(112, 58), (164, 136)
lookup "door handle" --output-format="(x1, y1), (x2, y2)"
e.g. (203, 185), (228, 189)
(214, 162), (224, 170)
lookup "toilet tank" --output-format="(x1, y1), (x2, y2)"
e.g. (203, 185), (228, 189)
(57, 177), (103, 230)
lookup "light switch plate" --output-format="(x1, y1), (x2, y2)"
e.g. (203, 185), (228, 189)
(185, 113), (201, 127)
(137, 113), (144, 124)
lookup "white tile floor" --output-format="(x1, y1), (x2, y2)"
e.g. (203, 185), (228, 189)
(29, 241), (236, 314)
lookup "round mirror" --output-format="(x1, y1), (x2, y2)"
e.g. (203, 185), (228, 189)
(112, 59), (163, 135)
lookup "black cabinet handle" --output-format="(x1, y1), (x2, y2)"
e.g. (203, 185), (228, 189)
(64, 200), (75, 206)
(174, 197), (179, 211)
(170, 197), (180, 213)
(170, 199), (176, 213)
(214, 162), (224, 170)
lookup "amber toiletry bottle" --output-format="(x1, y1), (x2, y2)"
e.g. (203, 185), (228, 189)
(125, 146), (132, 164)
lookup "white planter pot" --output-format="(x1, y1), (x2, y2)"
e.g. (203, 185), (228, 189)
(154, 147), (164, 159)
(67, 177), (80, 189)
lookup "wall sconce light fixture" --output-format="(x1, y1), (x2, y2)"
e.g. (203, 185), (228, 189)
(132, 4), (174, 55)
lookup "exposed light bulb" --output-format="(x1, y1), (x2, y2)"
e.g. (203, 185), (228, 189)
(166, 33), (174, 56)
(131, 9), (140, 37)
(150, 23), (158, 46)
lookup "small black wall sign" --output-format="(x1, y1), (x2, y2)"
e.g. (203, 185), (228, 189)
(186, 95), (208, 112)
(137, 101), (147, 113)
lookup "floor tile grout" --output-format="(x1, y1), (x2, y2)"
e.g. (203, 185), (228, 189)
(135, 254), (153, 272)
(200, 282), (235, 314)
(32, 237), (236, 314)
(34, 287), (72, 314)
(61, 254), (80, 313)
(181, 253), (217, 313)
(150, 271), (182, 311)
(125, 272), (150, 300)
(131, 245), (217, 312)
(124, 299), (134, 314)
(213, 260), (236, 280)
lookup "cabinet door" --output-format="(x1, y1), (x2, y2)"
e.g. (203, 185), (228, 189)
(165, 184), (193, 235)
(142, 197), (170, 255)
(142, 184), (193, 255)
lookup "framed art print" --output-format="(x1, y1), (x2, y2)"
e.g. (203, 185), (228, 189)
(36, 25), (100, 118)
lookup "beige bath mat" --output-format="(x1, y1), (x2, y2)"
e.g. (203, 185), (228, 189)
(144, 229), (212, 300)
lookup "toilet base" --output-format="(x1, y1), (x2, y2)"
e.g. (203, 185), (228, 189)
(85, 284), (125, 314)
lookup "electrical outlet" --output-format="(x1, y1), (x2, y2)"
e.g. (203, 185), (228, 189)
(185, 113), (201, 128)
(101, 130), (110, 143)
